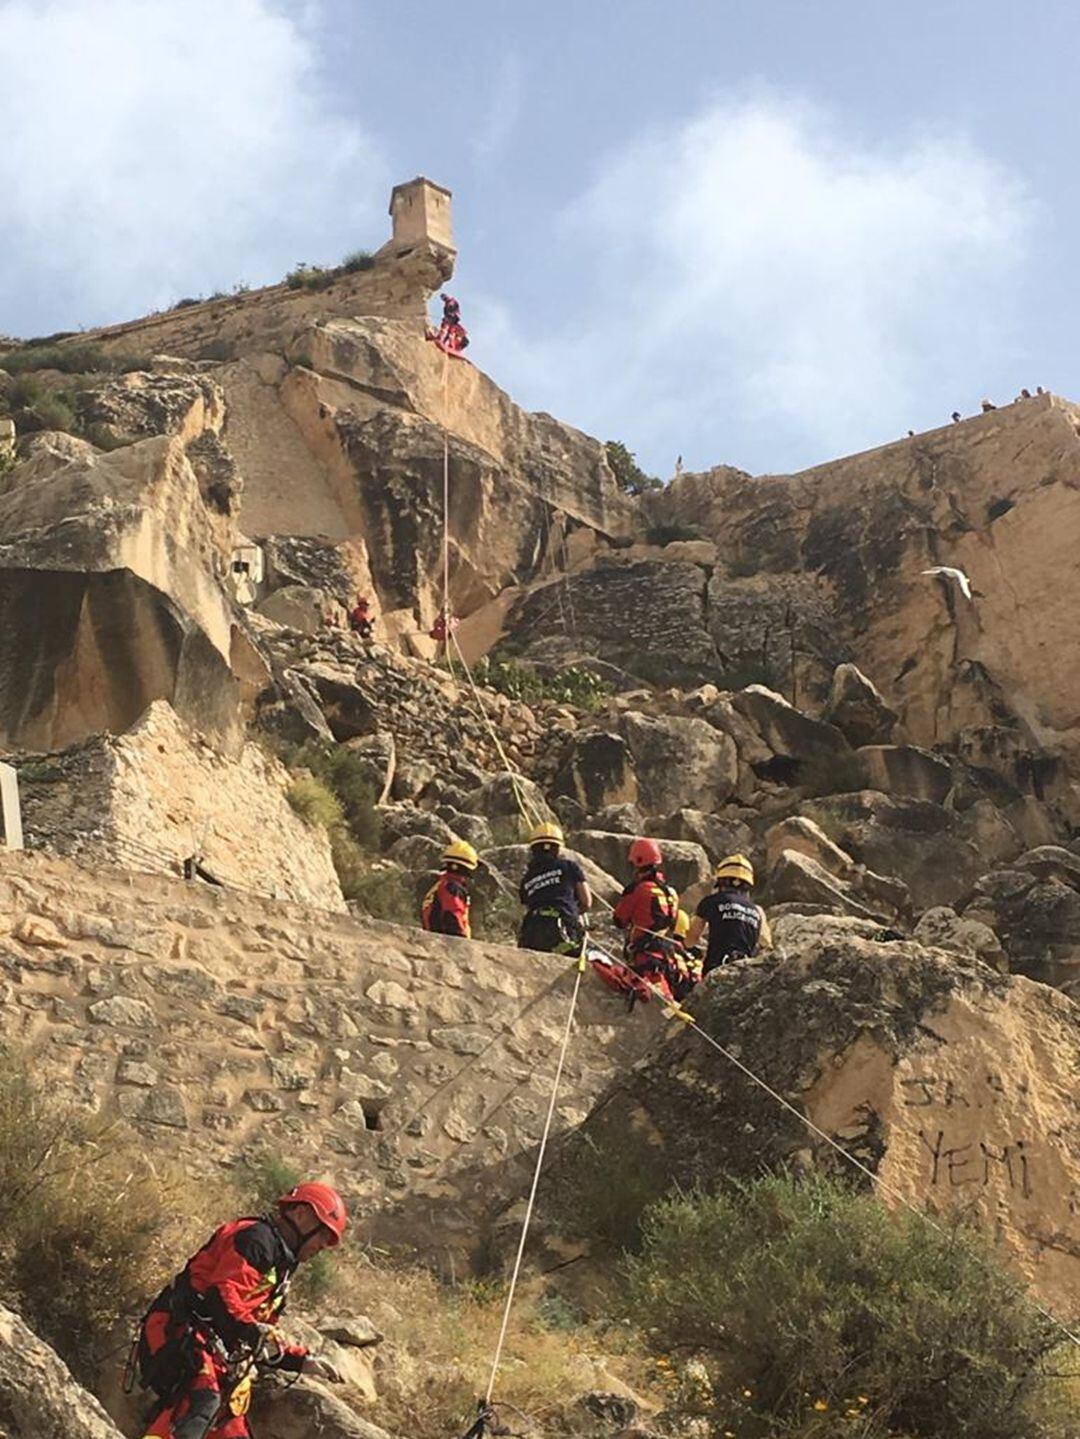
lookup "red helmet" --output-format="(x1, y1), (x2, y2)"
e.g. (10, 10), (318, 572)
(628, 838), (663, 870)
(278, 1182), (348, 1246)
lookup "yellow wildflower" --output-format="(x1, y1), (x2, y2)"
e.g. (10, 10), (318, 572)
(813, 1399), (829, 1412)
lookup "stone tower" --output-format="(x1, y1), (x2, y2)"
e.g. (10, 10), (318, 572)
(386, 177), (454, 254)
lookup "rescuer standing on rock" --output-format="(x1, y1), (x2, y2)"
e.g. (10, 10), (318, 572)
(134, 1183), (347, 1439)
(613, 839), (680, 974)
(685, 853), (772, 975)
(421, 840), (478, 938)
(518, 821), (592, 954)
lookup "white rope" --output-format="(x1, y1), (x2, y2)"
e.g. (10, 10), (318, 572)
(584, 927), (1080, 1350)
(484, 959), (586, 1403)
(449, 628), (543, 830)
(441, 349), (454, 674)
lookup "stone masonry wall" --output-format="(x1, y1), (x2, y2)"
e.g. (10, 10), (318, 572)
(0, 850), (648, 1262)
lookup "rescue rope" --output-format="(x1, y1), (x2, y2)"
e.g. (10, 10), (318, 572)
(484, 953), (588, 1404)
(449, 628), (544, 830)
(441, 349), (454, 674)
(582, 934), (1080, 1351)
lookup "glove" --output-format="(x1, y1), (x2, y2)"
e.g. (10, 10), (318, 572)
(303, 1354), (344, 1384)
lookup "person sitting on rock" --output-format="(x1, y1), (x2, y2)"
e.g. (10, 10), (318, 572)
(135, 1183), (347, 1439)
(685, 853), (772, 977)
(518, 821), (592, 955)
(421, 840), (478, 938)
(613, 839), (681, 990)
(348, 596), (374, 639)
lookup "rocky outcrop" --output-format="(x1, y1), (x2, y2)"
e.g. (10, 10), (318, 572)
(15, 700), (344, 909)
(0, 431), (243, 751)
(554, 929), (1080, 1313)
(824, 663), (898, 747)
(961, 847), (1080, 995)
(0, 1303), (124, 1439)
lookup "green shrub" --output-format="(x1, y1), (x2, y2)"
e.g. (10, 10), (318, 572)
(646, 521), (704, 545)
(0, 342), (145, 377)
(285, 263), (333, 292)
(237, 1152), (335, 1301)
(474, 653), (611, 712)
(18, 391), (76, 435)
(341, 249), (376, 272)
(282, 742), (382, 850)
(347, 868), (419, 927)
(625, 1174), (1073, 1439)
(171, 296), (202, 310)
(287, 774), (344, 828)
(605, 439), (663, 496)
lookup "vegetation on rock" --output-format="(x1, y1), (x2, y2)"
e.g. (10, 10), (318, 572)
(474, 652), (611, 712)
(605, 438), (662, 495)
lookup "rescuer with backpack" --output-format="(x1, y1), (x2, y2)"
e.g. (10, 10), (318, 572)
(611, 839), (685, 994)
(685, 853), (772, 974)
(133, 1182), (347, 1439)
(518, 821), (592, 955)
(421, 840), (479, 938)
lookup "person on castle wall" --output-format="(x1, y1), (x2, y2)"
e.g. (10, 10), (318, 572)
(133, 1183), (347, 1439)
(685, 853), (772, 977)
(349, 596), (374, 639)
(518, 821), (592, 955)
(421, 840), (478, 938)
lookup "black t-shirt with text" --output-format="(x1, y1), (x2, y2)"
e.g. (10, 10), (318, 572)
(695, 886), (762, 969)
(519, 854), (586, 921)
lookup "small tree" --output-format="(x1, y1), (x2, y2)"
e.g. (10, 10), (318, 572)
(625, 1174), (1072, 1439)
(605, 439), (662, 496)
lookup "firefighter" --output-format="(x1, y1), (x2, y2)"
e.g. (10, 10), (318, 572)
(612, 839), (681, 992)
(135, 1183), (347, 1439)
(518, 821), (592, 955)
(420, 840), (478, 938)
(685, 853), (772, 976)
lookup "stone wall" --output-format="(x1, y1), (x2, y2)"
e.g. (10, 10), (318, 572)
(0, 850), (648, 1263)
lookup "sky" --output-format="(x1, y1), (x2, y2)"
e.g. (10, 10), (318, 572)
(3, 0), (1079, 476)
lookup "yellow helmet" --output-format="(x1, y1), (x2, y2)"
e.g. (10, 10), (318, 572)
(442, 839), (479, 872)
(715, 853), (755, 887)
(675, 908), (691, 939)
(528, 821), (565, 849)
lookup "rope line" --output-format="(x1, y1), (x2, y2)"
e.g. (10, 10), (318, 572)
(449, 629), (543, 830)
(484, 957), (586, 1404)
(582, 933), (1080, 1351)
(441, 349), (454, 675)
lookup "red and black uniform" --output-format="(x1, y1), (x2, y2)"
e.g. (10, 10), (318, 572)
(613, 869), (684, 994)
(138, 1217), (306, 1439)
(421, 873), (471, 939)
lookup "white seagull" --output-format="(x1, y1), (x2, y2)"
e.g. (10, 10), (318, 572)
(921, 566), (973, 600)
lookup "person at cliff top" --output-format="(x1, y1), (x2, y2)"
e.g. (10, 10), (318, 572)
(518, 821), (592, 955)
(349, 596), (374, 638)
(612, 839), (681, 980)
(421, 840), (478, 938)
(135, 1183), (347, 1439)
(685, 853), (772, 976)
(435, 292), (469, 353)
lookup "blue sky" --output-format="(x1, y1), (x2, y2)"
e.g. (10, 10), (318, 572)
(3, 0), (1078, 476)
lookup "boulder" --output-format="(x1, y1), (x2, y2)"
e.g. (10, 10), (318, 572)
(343, 733), (396, 806)
(802, 791), (989, 910)
(572, 831), (710, 896)
(257, 668), (336, 745)
(553, 931), (1080, 1313)
(590, 802), (647, 835)
(730, 685), (854, 791)
(961, 868), (1080, 992)
(463, 774), (556, 835)
(824, 663), (898, 747)
(0, 1303), (124, 1438)
(767, 849), (907, 923)
(653, 807), (754, 861)
(257, 584), (335, 634)
(386, 834), (446, 871)
(377, 807), (456, 853)
(250, 1372), (395, 1439)
(553, 731), (638, 814)
(855, 745), (953, 804)
(763, 815), (855, 879)
(622, 712), (737, 813)
(912, 907), (1004, 969)
(1012, 845), (1080, 889)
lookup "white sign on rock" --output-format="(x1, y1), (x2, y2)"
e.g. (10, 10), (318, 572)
(0, 764), (22, 851)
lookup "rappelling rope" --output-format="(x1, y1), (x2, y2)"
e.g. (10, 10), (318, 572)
(441, 348), (454, 674)
(582, 929), (1080, 1351)
(449, 628), (544, 829)
(484, 952), (588, 1405)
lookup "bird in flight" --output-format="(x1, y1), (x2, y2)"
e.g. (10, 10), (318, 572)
(921, 566), (973, 600)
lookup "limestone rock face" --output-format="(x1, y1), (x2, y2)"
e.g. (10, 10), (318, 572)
(855, 744), (953, 804)
(622, 712), (738, 814)
(963, 857), (1080, 995)
(558, 932), (1080, 1312)
(15, 700), (344, 910)
(0, 433), (241, 750)
(0, 1303), (124, 1439)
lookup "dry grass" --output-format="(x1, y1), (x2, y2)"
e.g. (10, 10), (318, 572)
(325, 1259), (657, 1439)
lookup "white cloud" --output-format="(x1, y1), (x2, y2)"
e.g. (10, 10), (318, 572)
(478, 94), (1032, 473)
(471, 52), (524, 167)
(0, 0), (386, 334)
